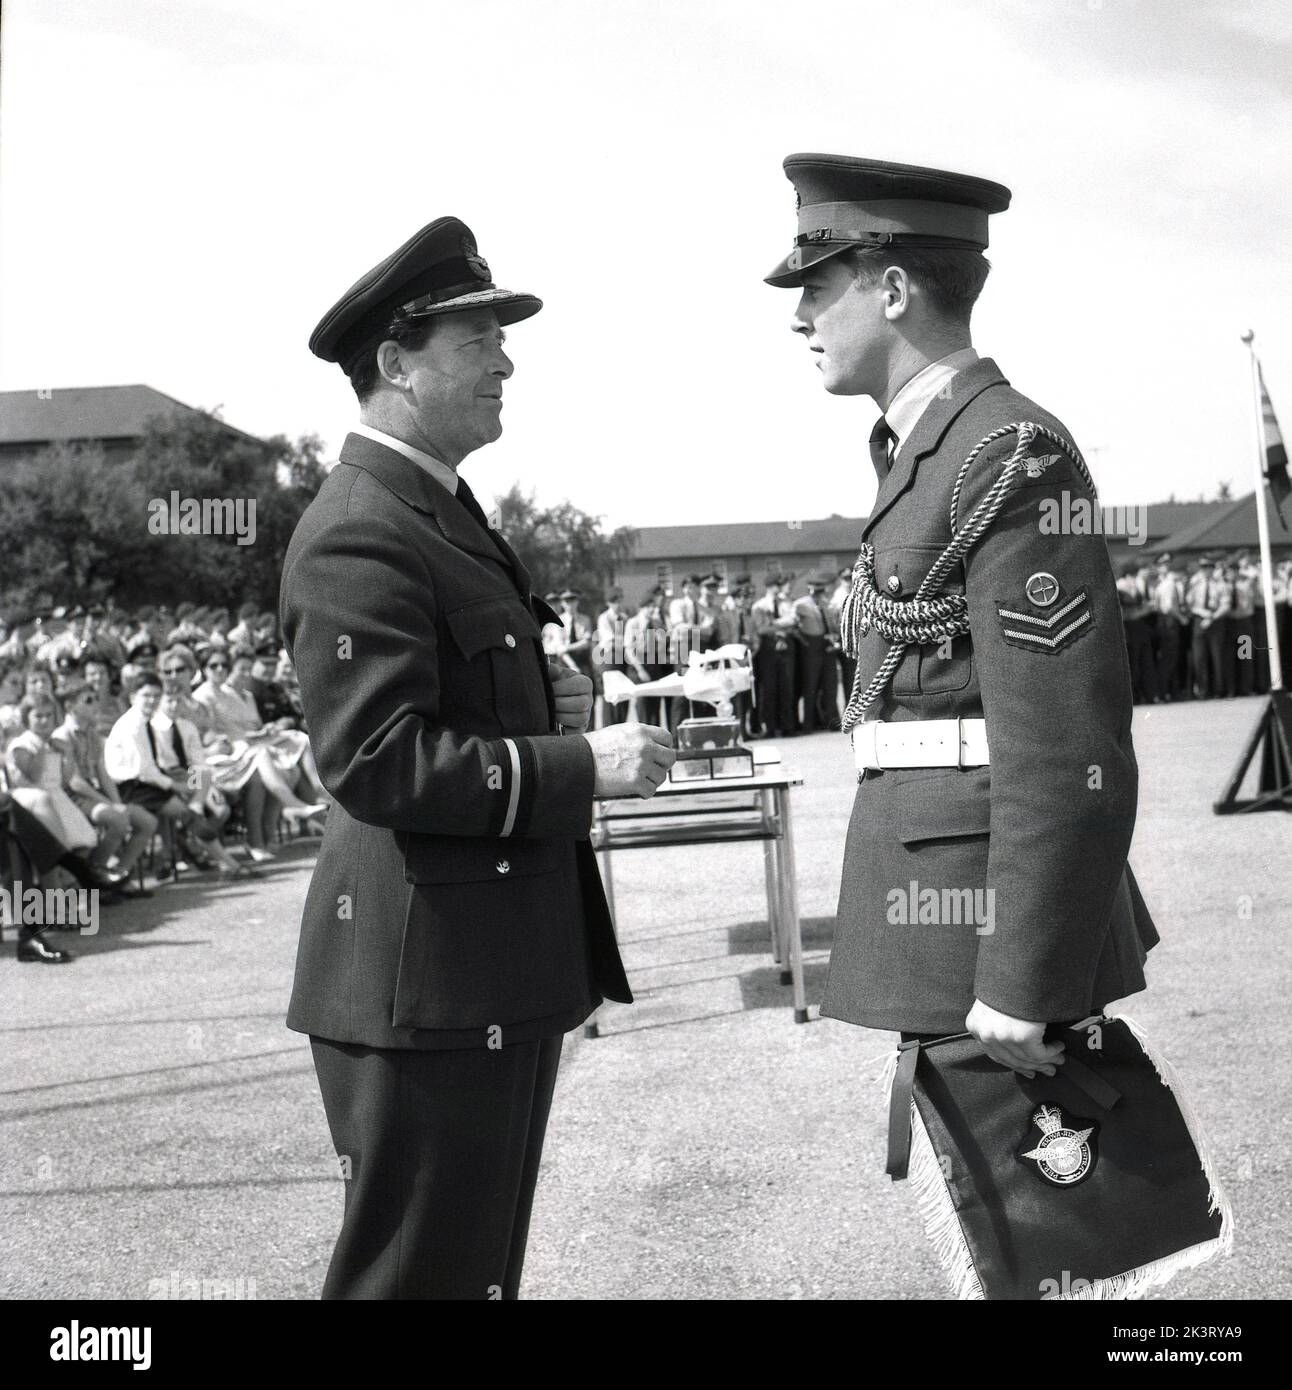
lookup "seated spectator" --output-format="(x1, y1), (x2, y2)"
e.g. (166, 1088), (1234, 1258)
(124, 630), (159, 671)
(249, 645), (302, 727)
(226, 603), (260, 648)
(23, 664), (60, 713)
(0, 661), (25, 748)
(5, 695), (126, 890)
(193, 646), (329, 832)
(104, 673), (252, 877)
(51, 678), (156, 893)
(82, 655), (127, 736)
(158, 643), (276, 863)
(117, 662), (150, 706)
(272, 651), (308, 732)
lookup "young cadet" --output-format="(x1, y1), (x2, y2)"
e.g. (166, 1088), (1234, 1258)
(765, 155), (1157, 1074)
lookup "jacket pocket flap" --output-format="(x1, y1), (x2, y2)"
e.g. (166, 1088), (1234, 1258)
(898, 769), (991, 843)
(403, 833), (566, 884)
(445, 596), (541, 661)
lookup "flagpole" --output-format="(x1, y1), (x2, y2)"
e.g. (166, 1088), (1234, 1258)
(1241, 330), (1283, 691)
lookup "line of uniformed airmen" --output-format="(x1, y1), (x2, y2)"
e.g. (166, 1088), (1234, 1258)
(1118, 550), (1292, 702)
(541, 570), (856, 735)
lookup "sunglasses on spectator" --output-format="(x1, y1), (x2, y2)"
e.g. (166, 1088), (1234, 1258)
(160, 666), (190, 676)
(207, 660), (229, 670)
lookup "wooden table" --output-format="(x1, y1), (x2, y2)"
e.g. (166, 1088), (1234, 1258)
(588, 754), (807, 1034)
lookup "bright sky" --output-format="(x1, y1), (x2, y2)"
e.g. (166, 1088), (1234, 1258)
(2, 0), (1289, 529)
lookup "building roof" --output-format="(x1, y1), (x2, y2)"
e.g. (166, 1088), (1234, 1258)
(1156, 487), (1292, 553)
(629, 516), (867, 560)
(1136, 500), (1229, 540)
(0, 384), (260, 448)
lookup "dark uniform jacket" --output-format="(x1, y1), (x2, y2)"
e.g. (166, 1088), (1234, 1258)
(279, 432), (631, 1050)
(826, 358), (1158, 1034)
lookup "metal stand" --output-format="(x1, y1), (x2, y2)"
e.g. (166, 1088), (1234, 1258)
(1214, 691), (1292, 813)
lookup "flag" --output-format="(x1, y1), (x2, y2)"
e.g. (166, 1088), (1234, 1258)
(1258, 361), (1290, 529)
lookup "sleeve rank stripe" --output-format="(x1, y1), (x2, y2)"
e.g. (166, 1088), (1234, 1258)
(1001, 611), (1092, 648)
(996, 591), (1088, 628)
(499, 737), (522, 837)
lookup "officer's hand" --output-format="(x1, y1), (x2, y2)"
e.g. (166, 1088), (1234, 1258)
(966, 999), (1065, 1078)
(546, 662), (594, 732)
(585, 723), (675, 798)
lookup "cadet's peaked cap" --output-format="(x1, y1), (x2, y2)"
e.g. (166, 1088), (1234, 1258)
(765, 154), (1012, 288)
(309, 216), (542, 374)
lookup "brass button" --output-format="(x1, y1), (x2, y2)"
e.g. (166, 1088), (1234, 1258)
(886, 575), (901, 594)
(496, 859), (510, 874)
(504, 634), (516, 648)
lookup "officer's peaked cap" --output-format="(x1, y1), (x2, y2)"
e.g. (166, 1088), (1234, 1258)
(310, 216), (542, 375)
(766, 154), (1011, 288)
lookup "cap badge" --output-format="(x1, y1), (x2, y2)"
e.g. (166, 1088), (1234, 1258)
(461, 234), (491, 282)
(1025, 572), (1060, 608)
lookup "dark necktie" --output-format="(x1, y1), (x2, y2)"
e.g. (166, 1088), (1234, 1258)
(453, 475), (494, 534)
(144, 720), (160, 769)
(869, 416), (897, 477)
(170, 722), (189, 770)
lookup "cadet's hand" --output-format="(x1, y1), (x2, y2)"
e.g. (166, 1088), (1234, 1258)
(966, 999), (1064, 1078)
(585, 723), (675, 798)
(546, 661), (594, 732)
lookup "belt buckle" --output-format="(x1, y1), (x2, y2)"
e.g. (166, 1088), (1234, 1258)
(954, 716), (965, 769)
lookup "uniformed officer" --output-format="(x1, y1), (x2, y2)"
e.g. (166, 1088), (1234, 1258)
(553, 587), (595, 677)
(749, 574), (797, 738)
(793, 575), (841, 732)
(1229, 550), (1259, 696)
(1149, 552), (1187, 701)
(1116, 561), (1157, 704)
(766, 154), (1157, 1075)
(284, 216), (674, 1299)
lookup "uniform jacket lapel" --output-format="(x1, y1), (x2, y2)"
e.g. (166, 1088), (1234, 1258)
(337, 433), (533, 595)
(862, 358), (1009, 542)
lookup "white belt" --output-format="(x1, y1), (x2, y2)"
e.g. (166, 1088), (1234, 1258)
(852, 718), (990, 773)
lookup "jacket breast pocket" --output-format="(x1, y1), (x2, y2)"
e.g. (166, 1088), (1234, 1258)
(444, 594), (549, 733)
(392, 835), (584, 1031)
(875, 545), (974, 698)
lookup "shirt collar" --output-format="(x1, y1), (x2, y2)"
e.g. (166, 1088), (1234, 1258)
(351, 423), (459, 496)
(884, 348), (981, 452)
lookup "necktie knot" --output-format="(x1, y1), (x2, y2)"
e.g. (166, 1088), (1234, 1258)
(869, 417), (897, 476)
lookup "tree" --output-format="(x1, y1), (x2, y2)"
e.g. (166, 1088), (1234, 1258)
(0, 409), (328, 615)
(1217, 480), (1233, 501)
(494, 484), (636, 602)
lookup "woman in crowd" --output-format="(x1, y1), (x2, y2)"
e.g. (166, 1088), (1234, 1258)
(192, 646), (328, 842)
(0, 661), (26, 747)
(81, 655), (127, 736)
(158, 642), (279, 863)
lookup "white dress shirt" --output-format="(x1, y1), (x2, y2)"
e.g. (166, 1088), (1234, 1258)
(884, 348), (981, 455)
(351, 423), (459, 496)
(104, 706), (171, 790)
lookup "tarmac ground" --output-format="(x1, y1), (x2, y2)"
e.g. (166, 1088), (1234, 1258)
(1, 695), (1287, 1300)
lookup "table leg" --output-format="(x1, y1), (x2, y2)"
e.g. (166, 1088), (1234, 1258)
(761, 790), (782, 965)
(762, 834), (778, 967)
(584, 838), (616, 1040)
(777, 788), (808, 1023)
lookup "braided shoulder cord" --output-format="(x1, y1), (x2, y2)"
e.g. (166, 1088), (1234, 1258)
(838, 422), (1096, 732)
